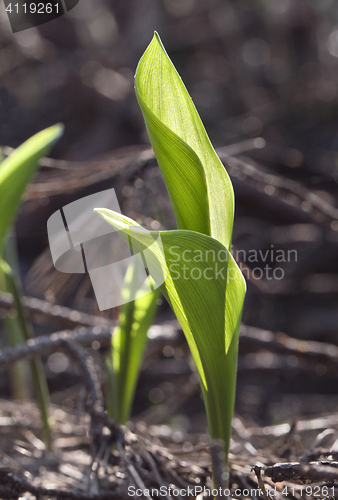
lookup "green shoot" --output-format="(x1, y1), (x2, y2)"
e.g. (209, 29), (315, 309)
(106, 258), (160, 424)
(0, 125), (63, 250)
(0, 124), (63, 449)
(95, 33), (246, 486)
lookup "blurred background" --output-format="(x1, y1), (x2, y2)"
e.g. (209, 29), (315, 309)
(1, 0), (338, 434)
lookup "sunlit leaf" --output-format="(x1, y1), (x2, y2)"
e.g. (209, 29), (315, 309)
(135, 33), (234, 250)
(0, 125), (63, 449)
(0, 124), (63, 249)
(95, 208), (246, 455)
(108, 258), (160, 424)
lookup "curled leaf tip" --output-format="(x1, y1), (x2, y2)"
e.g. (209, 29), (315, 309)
(153, 31), (161, 42)
(152, 31), (166, 52)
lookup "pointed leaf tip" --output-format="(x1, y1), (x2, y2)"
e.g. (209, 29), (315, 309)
(153, 31), (164, 47)
(0, 124), (63, 246)
(135, 33), (235, 249)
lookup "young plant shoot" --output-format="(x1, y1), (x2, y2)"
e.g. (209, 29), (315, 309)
(0, 125), (63, 448)
(106, 257), (160, 425)
(96, 33), (246, 484)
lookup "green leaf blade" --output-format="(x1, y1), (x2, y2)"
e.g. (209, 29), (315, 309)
(95, 208), (246, 455)
(143, 108), (210, 235)
(135, 33), (234, 249)
(0, 124), (63, 247)
(110, 259), (160, 424)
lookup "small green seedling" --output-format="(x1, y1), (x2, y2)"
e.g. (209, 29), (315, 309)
(0, 125), (63, 448)
(106, 257), (160, 425)
(96, 33), (246, 485)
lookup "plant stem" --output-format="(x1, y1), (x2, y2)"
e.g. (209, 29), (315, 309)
(211, 439), (230, 493)
(105, 352), (118, 421)
(0, 259), (52, 450)
(2, 313), (30, 400)
(0, 240), (30, 399)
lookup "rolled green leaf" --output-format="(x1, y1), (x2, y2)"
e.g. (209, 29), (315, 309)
(95, 208), (246, 457)
(101, 32), (245, 484)
(108, 258), (160, 424)
(135, 33), (234, 250)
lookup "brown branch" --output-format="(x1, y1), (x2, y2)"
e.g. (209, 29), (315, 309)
(116, 440), (152, 500)
(249, 415), (338, 438)
(301, 450), (338, 464)
(253, 465), (270, 500)
(219, 152), (338, 224)
(240, 325), (338, 366)
(24, 145), (154, 199)
(0, 291), (113, 329)
(265, 462), (338, 484)
(63, 339), (103, 414)
(0, 327), (112, 371)
(0, 325), (125, 446)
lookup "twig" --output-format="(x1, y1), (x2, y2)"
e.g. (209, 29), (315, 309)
(240, 325), (338, 366)
(0, 326), (127, 476)
(163, 443), (210, 455)
(23, 146), (155, 199)
(63, 340), (103, 414)
(0, 327), (112, 371)
(0, 326), (126, 439)
(116, 439), (153, 500)
(150, 450), (193, 490)
(217, 138), (266, 156)
(219, 152), (338, 224)
(249, 414), (338, 438)
(253, 465), (270, 500)
(265, 462), (338, 484)
(141, 452), (173, 500)
(0, 291), (113, 329)
(301, 450), (338, 464)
